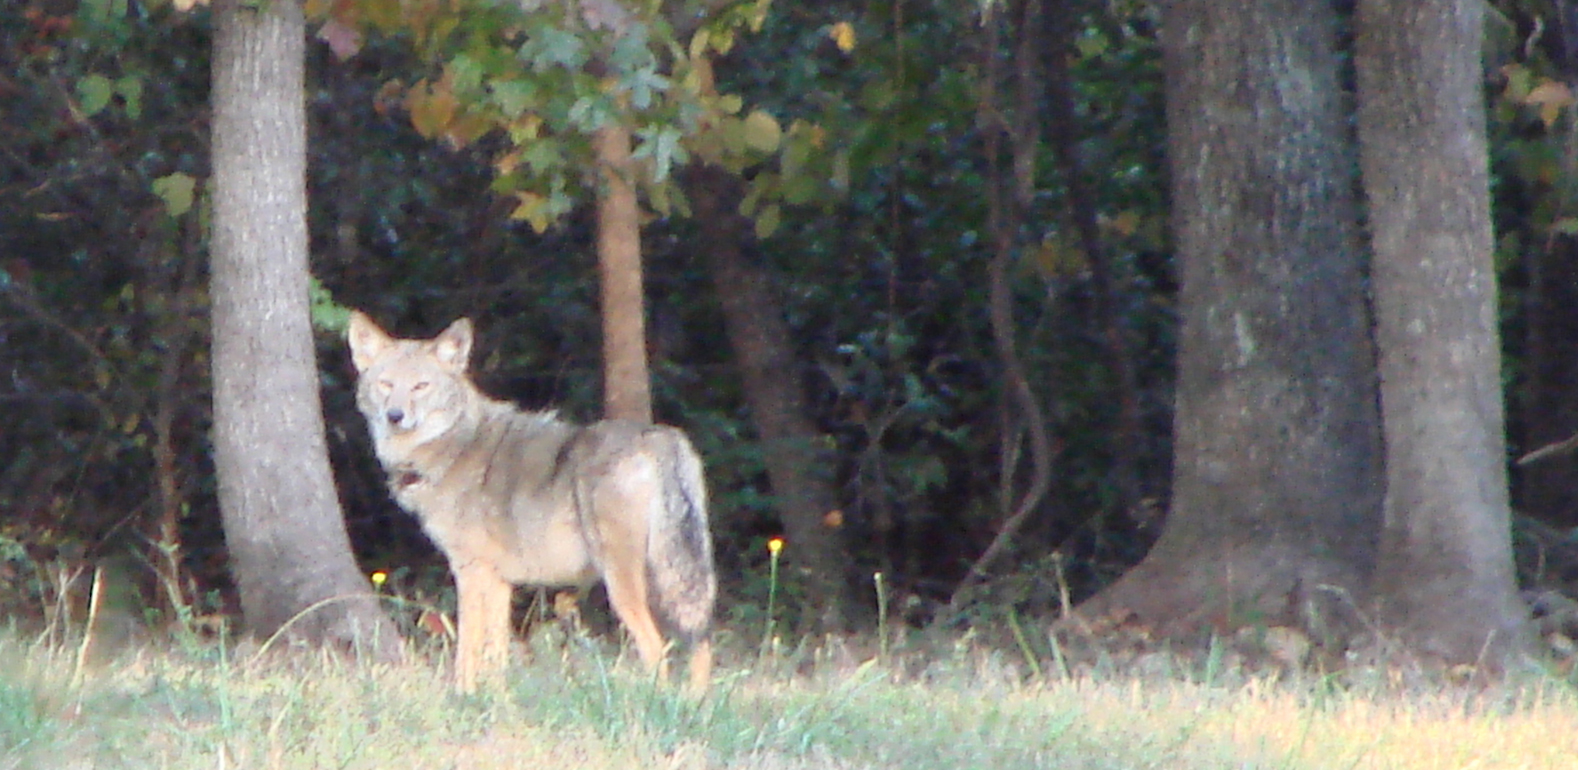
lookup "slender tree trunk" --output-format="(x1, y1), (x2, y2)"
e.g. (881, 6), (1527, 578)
(690, 166), (849, 629)
(1356, 0), (1533, 663)
(1043, 0), (1144, 517)
(594, 123), (652, 423)
(1515, 238), (1578, 527)
(211, 0), (398, 656)
(949, 0), (1054, 613)
(1076, 0), (1383, 637)
(150, 221), (202, 617)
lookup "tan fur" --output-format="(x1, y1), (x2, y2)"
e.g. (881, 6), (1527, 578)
(346, 312), (716, 692)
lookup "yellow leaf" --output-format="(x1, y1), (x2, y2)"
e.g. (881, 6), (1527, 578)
(1034, 233), (1088, 279)
(508, 114), (543, 143)
(405, 80), (457, 140)
(1526, 80), (1575, 129)
(743, 110), (781, 153)
(829, 21), (856, 53)
(1102, 210), (1141, 238)
(495, 149), (523, 176)
(1525, 80), (1574, 108)
(689, 27), (711, 59)
(511, 192), (552, 233)
(445, 112), (492, 149)
(1542, 101), (1564, 129)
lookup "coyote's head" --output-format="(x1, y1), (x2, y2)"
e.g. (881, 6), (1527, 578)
(347, 312), (476, 453)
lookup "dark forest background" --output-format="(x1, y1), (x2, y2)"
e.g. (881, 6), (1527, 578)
(5, 0), (1578, 652)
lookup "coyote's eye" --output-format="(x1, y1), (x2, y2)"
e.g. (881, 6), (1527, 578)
(377, 380), (393, 394)
(412, 381), (431, 392)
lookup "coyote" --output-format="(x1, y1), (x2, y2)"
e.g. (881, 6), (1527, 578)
(346, 312), (716, 692)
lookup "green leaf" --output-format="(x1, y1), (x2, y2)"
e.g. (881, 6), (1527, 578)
(609, 22), (655, 72)
(116, 76), (143, 120)
(721, 117), (748, 157)
(151, 173), (196, 218)
(1074, 30), (1109, 59)
(780, 133), (809, 179)
(308, 276), (351, 332)
(634, 126), (687, 183)
(754, 204), (781, 239)
(522, 27), (586, 71)
(625, 67), (670, 111)
(78, 74), (114, 117)
(781, 172), (817, 206)
(743, 110), (781, 153)
(1552, 217), (1578, 236)
(831, 150), (851, 192)
(567, 96), (611, 131)
(739, 173), (773, 217)
(449, 54), (485, 94)
(522, 139), (565, 175)
(491, 79), (535, 118)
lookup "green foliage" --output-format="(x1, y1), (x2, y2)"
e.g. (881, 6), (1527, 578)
(150, 172), (196, 218)
(307, 276), (352, 334)
(1, 1), (216, 635)
(311, 0), (787, 232)
(0, 0), (1186, 633)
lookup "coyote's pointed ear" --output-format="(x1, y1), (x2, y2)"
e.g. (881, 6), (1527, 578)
(432, 318), (474, 371)
(347, 311), (393, 373)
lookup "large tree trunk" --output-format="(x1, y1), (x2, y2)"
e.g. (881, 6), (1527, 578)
(1356, 0), (1533, 663)
(211, 0), (398, 656)
(690, 166), (849, 629)
(1076, 0), (1383, 636)
(594, 123), (653, 423)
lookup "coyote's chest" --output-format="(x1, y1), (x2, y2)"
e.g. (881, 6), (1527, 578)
(384, 425), (597, 586)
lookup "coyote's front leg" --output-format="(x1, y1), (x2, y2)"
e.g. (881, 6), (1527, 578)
(453, 558), (513, 693)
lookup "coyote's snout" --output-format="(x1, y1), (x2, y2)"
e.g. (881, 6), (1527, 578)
(347, 312), (716, 692)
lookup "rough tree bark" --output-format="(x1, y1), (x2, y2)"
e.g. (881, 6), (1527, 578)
(689, 166), (849, 629)
(1356, 0), (1533, 663)
(211, 0), (398, 656)
(1075, 0), (1383, 635)
(594, 123), (653, 423)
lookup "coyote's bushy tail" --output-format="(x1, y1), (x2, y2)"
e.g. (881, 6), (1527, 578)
(647, 431), (716, 645)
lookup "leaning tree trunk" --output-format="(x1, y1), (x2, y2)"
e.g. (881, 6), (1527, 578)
(1356, 0), (1533, 664)
(1075, 0), (1383, 637)
(594, 123), (653, 424)
(211, 0), (398, 656)
(690, 166), (849, 630)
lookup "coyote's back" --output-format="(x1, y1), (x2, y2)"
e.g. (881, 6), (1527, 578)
(346, 311), (716, 692)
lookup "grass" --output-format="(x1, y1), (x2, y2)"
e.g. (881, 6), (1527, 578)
(3, 627), (1578, 769)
